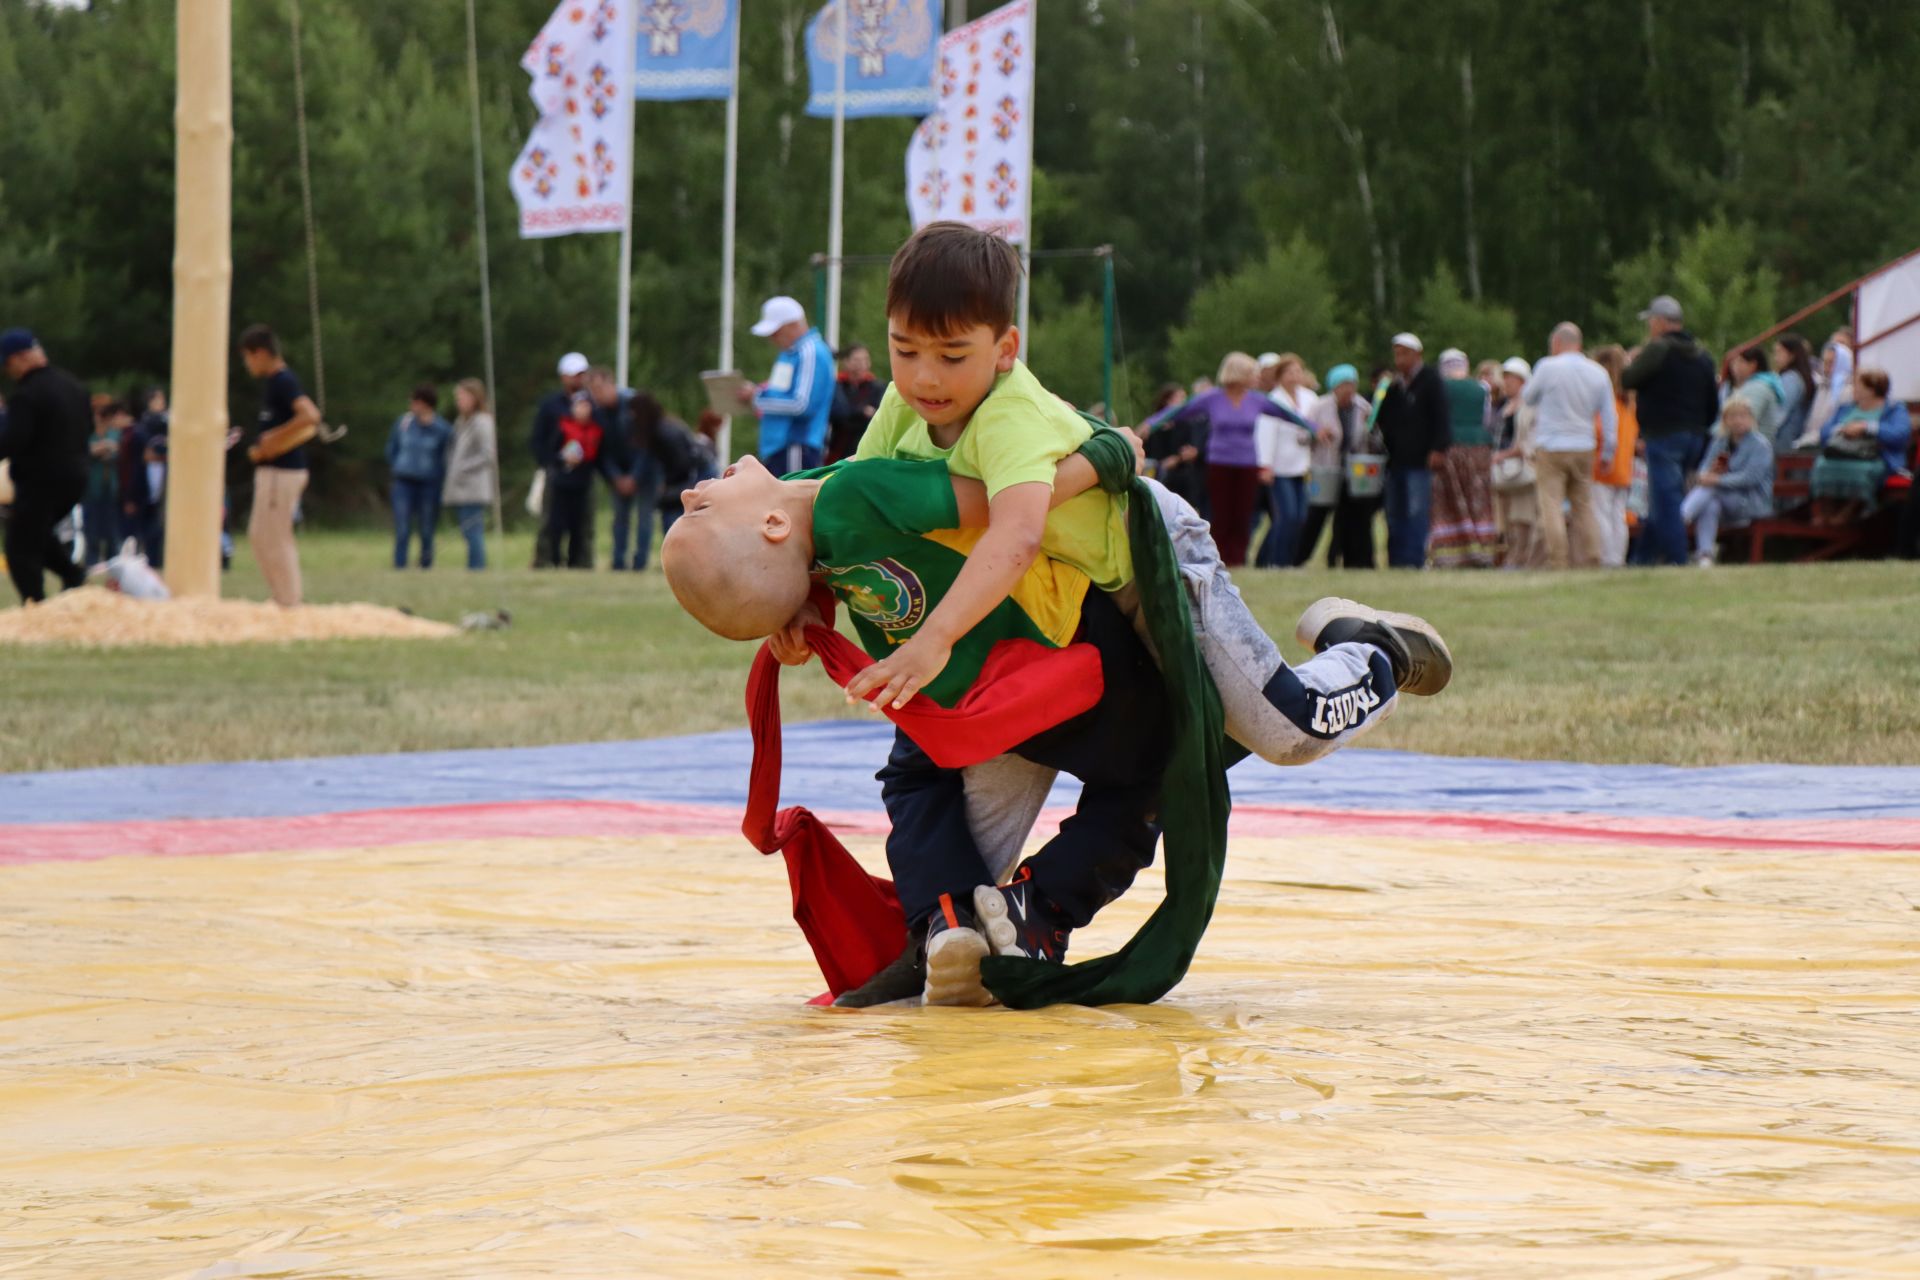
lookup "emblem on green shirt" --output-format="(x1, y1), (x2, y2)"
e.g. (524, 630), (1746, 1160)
(822, 557), (928, 634)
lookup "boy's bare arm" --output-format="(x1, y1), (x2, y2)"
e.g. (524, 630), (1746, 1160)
(843, 481), (1050, 708)
(950, 455), (1098, 526)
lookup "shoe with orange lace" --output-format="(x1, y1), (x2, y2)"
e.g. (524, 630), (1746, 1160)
(973, 866), (1072, 964)
(921, 892), (993, 1007)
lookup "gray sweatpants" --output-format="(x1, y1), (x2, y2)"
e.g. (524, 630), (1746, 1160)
(961, 479), (1398, 881)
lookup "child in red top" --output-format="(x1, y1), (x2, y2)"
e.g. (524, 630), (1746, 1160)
(559, 392), (602, 471)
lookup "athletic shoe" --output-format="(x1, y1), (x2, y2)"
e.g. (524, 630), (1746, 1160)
(1693, 552), (1715, 569)
(832, 941), (925, 1009)
(1294, 596), (1453, 696)
(921, 893), (994, 1007)
(973, 867), (1071, 964)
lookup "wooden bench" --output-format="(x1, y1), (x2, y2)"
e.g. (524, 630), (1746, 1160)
(1731, 435), (1916, 563)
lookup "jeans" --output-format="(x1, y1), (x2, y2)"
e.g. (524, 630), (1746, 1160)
(1384, 466), (1433, 568)
(1255, 475), (1306, 568)
(764, 442), (823, 476)
(610, 454), (661, 570)
(1640, 432), (1705, 566)
(82, 493), (118, 565)
(451, 503), (487, 569)
(391, 476), (439, 568)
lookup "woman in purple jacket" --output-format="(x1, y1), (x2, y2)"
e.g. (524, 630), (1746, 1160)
(1148, 351), (1313, 566)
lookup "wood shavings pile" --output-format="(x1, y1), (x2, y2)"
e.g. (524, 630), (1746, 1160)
(0, 587), (458, 648)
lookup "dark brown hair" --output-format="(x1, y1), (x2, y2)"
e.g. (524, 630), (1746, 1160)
(1858, 367), (1891, 399)
(410, 383), (438, 410)
(237, 324), (279, 356)
(886, 221), (1021, 338)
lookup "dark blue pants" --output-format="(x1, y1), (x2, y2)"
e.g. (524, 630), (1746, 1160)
(1256, 475), (1306, 568)
(878, 590), (1169, 931)
(450, 503), (487, 569)
(1384, 466), (1432, 568)
(391, 477), (439, 568)
(1638, 432), (1706, 566)
(610, 454), (661, 570)
(82, 494), (118, 565)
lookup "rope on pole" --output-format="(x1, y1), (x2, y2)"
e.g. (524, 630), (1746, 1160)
(289, 0), (325, 415)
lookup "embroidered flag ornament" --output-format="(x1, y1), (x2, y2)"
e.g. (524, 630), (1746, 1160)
(511, 0), (638, 238)
(805, 0), (943, 118)
(905, 0), (1033, 242)
(634, 0), (738, 100)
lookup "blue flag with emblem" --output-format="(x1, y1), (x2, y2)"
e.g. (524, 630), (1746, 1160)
(633, 0), (737, 100)
(805, 0), (941, 118)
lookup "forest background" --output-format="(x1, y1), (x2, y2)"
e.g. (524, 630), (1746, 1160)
(2, 0), (1914, 517)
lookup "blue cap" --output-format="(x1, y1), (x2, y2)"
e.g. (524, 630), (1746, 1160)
(0, 328), (37, 361)
(1325, 363), (1358, 389)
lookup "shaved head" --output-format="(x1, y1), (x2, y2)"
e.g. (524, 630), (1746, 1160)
(1550, 322), (1583, 353)
(662, 518), (811, 642)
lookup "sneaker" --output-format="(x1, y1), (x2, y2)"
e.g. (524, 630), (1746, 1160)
(1692, 552), (1715, 569)
(973, 867), (1071, 964)
(832, 940), (925, 1008)
(1295, 596), (1453, 697)
(921, 893), (993, 1007)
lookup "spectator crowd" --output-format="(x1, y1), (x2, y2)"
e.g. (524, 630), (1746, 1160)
(1135, 295), (1917, 571)
(2, 288), (1915, 608)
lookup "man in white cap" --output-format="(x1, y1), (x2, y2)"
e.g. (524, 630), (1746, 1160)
(739, 296), (835, 473)
(1375, 332), (1450, 568)
(529, 351), (589, 568)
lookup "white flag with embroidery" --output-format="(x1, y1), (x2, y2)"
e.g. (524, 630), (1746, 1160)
(511, 0), (637, 239)
(904, 0), (1033, 243)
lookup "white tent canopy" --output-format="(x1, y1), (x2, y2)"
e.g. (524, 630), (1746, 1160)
(1854, 249), (1920, 402)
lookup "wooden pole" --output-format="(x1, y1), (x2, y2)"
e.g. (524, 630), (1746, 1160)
(165, 0), (233, 599)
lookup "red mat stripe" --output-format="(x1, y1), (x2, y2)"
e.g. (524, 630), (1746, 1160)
(1, 798), (1912, 865)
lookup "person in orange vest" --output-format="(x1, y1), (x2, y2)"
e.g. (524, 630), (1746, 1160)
(1591, 345), (1641, 567)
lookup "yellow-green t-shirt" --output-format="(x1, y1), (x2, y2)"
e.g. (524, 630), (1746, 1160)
(855, 360), (1133, 591)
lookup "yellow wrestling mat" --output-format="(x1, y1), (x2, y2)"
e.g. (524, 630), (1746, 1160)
(5, 831), (1919, 1277)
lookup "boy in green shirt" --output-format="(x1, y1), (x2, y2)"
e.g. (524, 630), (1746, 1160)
(663, 443), (1170, 1007)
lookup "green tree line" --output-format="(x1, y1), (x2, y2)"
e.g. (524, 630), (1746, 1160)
(2, 0), (1914, 517)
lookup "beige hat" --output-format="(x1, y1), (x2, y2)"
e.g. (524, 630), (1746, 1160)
(1501, 356), (1531, 378)
(1390, 332), (1423, 353)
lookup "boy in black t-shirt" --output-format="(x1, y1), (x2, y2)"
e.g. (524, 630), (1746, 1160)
(238, 324), (320, 606)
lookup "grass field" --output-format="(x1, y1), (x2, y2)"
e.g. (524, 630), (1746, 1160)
(3, 526), (1915, 774)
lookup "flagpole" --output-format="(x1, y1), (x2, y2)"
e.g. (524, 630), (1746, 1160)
(1014, 0), (1035, 360)
(615, 0), (638, 387)
(717, 5), (740, 463)
(463, 0), (504, 547)
(826, 1), (847, 349)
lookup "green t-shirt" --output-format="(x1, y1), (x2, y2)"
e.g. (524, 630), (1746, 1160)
(1444, 376), (1491, 447)
(809, 457), (1091, 707)
(855, 359), (1134, 591)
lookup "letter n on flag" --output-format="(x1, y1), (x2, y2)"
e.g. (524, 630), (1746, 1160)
(511, 0), (638, 238)
(904, 0), (1033, 243)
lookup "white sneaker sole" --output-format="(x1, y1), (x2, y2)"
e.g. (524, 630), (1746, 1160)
(1294, 596), (1454, 697)
(923, 925), (993, 1007)
(973, 885), (1019, 956)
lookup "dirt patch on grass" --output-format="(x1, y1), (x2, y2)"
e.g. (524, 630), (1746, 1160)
(0, 587), (457, 648)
